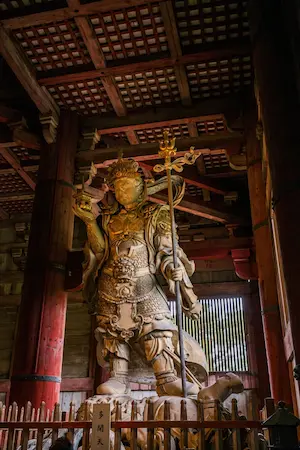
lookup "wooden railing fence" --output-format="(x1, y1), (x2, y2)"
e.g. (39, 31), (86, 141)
(0, 397), (265, 450)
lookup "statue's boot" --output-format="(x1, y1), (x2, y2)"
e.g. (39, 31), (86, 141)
(97, 356), (130, 395)
(144, 336), (198, 396)
(198, 372), (244, 402)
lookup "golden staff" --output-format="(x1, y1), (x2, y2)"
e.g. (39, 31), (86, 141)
(154, 131), (200, 397)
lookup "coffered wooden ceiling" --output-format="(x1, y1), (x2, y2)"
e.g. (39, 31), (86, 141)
(0, 0), (252, 225)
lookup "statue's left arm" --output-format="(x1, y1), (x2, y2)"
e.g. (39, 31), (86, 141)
(154, 208), (201, 320)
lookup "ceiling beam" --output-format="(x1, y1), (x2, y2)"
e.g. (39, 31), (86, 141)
(0, 164), (39, 174)
(126, 130), (139, 145)
(0, 148), (36, 191)
(0, 192), (35, 202)
(73, 16), (106, 70)
(150, 192), (246, 224)
(68, 1), (127, 117)
(0, 123), (41, 150)
(97, 113), (226, 135)
(139, 160), (228, 196)
(160, 1), (191, 106)
(37, 40), (250, 86)
(187, 122), (199, 138)
(101, 77), (127, 117)
(77, 133), (243, 165)
(81, 93), (245, 130)
(0, 26), (59, 118)
(12, 126), (41, 150)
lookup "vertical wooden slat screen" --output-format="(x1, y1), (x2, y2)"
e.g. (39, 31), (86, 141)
(170, 297), (248, 372)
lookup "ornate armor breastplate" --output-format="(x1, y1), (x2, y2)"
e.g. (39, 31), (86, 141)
(99, 208), (152, 302)
(108, 208), (144, 242)
(97, 207), (171, 338)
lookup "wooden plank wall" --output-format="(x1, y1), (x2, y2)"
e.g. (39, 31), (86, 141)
(0, 217), (94, 403)
(62, 303), (91, 378)
(0, 306), (18, 380)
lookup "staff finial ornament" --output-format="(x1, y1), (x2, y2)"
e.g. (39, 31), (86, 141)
(154, 131), (200, 173)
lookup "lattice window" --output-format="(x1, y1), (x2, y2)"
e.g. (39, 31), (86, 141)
(197, 117), (227, 134)
(14, 20), (91, 72)
(187, 55), (252, 99)
(0, 173), (32, 193)
(47, 79), (113, 115)
(0, 0), (65, 13)
(203, 151), (229, 170)
(170, 296), (248, 372)
(174, 0), (249, 48)
(135, 124), (189, 143)
(90, 3), (168, 61)
(0, 199), (34, 215)
(115, 68), (180, 109)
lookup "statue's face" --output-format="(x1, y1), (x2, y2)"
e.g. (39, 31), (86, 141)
(114, 177), (143, 206)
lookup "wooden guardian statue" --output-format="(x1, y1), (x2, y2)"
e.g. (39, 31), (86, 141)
(74, 154), (208, 397)
(74, 137), (244, 402)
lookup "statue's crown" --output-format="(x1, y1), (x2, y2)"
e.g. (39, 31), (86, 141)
(107, 155), (140, 185)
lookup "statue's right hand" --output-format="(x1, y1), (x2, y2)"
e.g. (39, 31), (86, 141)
(73, 199), (95, 224)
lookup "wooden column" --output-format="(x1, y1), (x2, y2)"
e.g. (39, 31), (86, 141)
(249, 0), (300, 379)
(243, 284), (270, 407)
(246, 117), (292, 404)
(9, 111), (78, 409)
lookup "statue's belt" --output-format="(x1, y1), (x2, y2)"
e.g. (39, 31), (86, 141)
(103, 266), (151, 278)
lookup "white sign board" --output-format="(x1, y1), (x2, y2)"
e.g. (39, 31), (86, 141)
(91, 403), (111, 450)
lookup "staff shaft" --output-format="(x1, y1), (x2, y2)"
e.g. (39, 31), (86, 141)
(166, 165), (187, 398)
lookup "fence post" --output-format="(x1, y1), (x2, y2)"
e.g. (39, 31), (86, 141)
(263, 401), (300, 449)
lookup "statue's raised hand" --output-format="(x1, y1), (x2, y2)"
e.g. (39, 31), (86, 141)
(73, 197), (95, 224)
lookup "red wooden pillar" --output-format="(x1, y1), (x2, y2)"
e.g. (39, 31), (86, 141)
(9, 111), (78, 409)
(249, 0), (300, 381)
(246, 117), (292, 404)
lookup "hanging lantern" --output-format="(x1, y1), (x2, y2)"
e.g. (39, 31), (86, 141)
(263, 401), (300, 449)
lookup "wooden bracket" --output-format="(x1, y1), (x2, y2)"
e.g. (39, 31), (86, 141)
(40, 111), (59, 144)
(228, 152), (247, 171)
(79, 128), (101, 152)
(74, 162), (97, 187)
(231, 248), (258, 280)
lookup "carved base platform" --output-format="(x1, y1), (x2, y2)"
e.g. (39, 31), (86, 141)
(76, 391), (248, 449)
